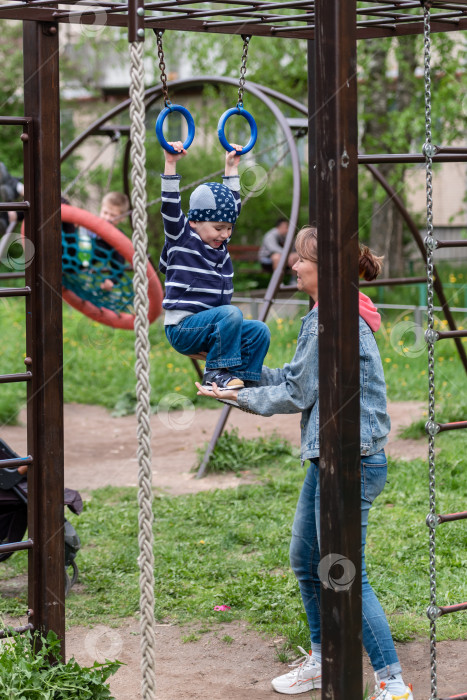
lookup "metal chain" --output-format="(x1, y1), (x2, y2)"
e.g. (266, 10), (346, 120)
(237, 35), (251, 107)
(130, 39), (157, 700)
(422, 4), (438, 699)
(156, 31), (170, 106)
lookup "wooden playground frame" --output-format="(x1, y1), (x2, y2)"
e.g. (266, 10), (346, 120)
(1, 1), (467, 698)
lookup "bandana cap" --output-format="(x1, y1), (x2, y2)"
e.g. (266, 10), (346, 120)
(188, 182), (237, 223)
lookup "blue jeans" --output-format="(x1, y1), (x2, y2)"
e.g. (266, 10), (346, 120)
(165, 305), (271, 381)
(289, 450), (401, 679)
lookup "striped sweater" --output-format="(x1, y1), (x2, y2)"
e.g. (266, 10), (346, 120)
(159, 174), (241, 325)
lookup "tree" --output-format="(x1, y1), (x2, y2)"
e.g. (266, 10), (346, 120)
(358, 33), (466, 275)
(0, 22), (26, 175)
(184, 30), (467, 275)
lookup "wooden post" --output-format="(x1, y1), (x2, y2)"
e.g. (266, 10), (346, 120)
(315, 2), (362, 698)
(23, 18), (65, 656)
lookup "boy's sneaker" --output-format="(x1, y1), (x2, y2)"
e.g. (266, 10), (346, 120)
(202, 369), (244, 391)
(371, 679), (413, 700)
(271, 647), (321, 695)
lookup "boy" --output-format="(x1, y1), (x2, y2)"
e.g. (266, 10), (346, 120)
(159, 142), (270, 390)
(91, 191), (129, 291)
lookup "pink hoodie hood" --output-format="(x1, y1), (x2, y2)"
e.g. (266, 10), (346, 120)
(358, 292), (381, 332)
(313, 292), (381, 332)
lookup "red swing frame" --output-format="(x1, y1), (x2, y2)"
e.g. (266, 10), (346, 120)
(60, 203), (163, 329)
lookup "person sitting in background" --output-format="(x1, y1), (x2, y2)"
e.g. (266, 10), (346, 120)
(257, 218), (298, 275)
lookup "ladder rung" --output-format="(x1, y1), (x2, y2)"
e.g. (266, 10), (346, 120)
(437, 420), (467, 433)
(438, 510), (467, 524)
(360, 275), (427, 288)
(0, 623), (34, 640)
(0, 272), (25, 280)
(0, 286), (31, 298)
(435, 239), (467, 249)
(0, 371), (32, 384)
(438, 602), (467, 616)
(0, 201), (29, 212)
(0, 116), (32, 126)
(0, 538), (33, 554)
(436, 330), (467, 341)
(0, 455), (33, 470)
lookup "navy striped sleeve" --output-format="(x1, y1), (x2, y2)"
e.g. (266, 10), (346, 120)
(161, 175), (189, 247)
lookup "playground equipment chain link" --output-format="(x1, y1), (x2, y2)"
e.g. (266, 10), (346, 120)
(422, 5), (438, 699)
(156, 31), (170, 106)
(237, 35), (251, 106)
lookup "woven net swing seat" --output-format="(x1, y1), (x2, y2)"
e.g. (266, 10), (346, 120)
(60, 204), (163, 329)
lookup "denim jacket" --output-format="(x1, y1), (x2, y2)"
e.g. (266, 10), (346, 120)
(236, 307), (391, 462)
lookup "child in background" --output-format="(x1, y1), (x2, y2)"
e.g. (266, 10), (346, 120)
(159, 142), (270, 390)
(91, 191), (129, 291)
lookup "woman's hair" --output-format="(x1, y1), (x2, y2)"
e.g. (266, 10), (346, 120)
(295, 226), (383, 281)
(358, 244), (384, 281)
(295, 226), (318, 262)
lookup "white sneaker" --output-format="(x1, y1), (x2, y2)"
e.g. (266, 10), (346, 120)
(371, 678), (413, 700)
(271, 646), (322, 695)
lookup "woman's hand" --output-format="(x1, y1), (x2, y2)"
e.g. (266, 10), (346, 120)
(195, 381), (240, 402)
(224, 146), (242, 176)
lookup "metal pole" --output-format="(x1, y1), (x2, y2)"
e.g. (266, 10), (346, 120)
(307, 36), (317, 228)
(23, 18), (65, 656)
(315, 2), (362, 698)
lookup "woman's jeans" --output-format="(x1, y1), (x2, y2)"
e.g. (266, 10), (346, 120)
(289, 450), (402, 679)
(165, 305), (270, 381)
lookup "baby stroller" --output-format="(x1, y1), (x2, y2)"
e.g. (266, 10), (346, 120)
(0, 437), (83, 596)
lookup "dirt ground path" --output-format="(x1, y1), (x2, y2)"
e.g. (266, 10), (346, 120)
(2, 399), (427, 496)
(5, 400), (466, 700)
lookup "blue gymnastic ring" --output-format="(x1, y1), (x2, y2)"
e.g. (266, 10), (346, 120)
(217, 106), (257, 155)
(155, 104), (195, 154)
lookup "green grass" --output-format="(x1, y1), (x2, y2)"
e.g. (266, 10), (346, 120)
(195, 426), (300, 474)
(0, 298), (304, 425)
(1, 296), (465, 426)
(1, 280), (466, 652)
(1, 428), (465, 649)
(0, 628), (120, 698)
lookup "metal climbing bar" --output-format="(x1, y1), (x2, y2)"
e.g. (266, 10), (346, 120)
(434, 239), (467, 249)
(359, 152), (467, 164)
(437, 511), (467, 524)
(0, 287), (31, 298)
(437, 602), (467, 616)
(436, 420), (467, 433)
(0, 624), (34, 640)
(0, 372), (33, 384)
(426, 419), (467, 435)
(0, 455), (33, 470)
(0, 539), (33, 554)
(434, 330), (467, 340)
(0, 202), (29, 212)
(440, 694), (467, 700)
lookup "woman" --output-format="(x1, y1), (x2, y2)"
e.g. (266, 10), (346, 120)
(196, 227), (413, 699)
